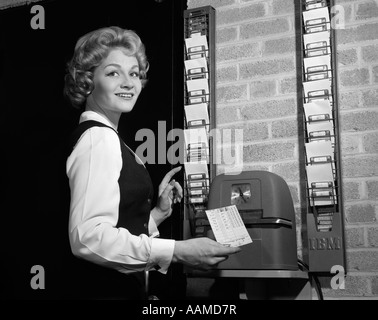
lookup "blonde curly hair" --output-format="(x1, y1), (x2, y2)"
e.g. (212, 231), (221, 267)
(64, 26), (149, 109)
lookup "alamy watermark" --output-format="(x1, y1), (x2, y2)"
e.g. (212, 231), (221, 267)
(330, 265), (345, 290)
(30, 265), (45, 290)
(134, 122), (244, 175)
(330, 5), (345, 30)
(30, 5), (45, 30)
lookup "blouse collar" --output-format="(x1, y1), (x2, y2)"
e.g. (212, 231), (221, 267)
(80, 111), (146, 167)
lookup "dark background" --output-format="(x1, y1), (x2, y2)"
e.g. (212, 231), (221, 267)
(0, 0), (186, 299)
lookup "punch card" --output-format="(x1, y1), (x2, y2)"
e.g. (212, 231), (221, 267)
(205, 205), (252, 247)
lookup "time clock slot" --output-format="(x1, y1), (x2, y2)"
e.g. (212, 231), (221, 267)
(238, 209), (263, 222)
(239, 209), (263, 216)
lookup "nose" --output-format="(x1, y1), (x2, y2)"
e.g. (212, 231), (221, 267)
(120, 75), (134, 90)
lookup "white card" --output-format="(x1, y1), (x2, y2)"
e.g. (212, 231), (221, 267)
(303, 31), (330, 57)
(184, 103), (210, 131)
(306, 119), (335, 146)
(304, 54), (332, 81)
(306, 162), (337, 206)
(303, 100), (332, 122)
(186, 78), (209, 96)
(184, 57), (208, 79)
(185, 35), (208, 59)
(205, 205), (252, 247)
(184, 161), (209, 186)
(305, 140), (334, 164)
(303, 78), (332, 100)
(183, 127), (209, 163)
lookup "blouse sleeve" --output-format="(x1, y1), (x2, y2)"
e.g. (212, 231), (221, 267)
(66, 126), (174, 274)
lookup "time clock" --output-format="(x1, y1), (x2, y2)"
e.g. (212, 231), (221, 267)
(231, 183), (252, 206)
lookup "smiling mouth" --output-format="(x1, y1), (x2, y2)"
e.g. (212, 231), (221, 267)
(115, 93), (134, 99)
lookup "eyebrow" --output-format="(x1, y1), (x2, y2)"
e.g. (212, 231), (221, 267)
(104, 63), (139, 70)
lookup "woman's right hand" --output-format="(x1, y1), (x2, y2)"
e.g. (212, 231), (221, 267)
(172, 237), (241, 270)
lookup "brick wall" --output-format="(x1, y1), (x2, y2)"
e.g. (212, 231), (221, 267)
(188, 0), (378, 299)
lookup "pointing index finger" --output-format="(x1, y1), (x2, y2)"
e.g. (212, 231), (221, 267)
(162, 166), (182, 184)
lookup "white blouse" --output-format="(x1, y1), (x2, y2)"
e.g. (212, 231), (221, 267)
(66, 111), (175, 274)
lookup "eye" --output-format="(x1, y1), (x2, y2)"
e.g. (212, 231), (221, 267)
(106, 71), (119, 77)
(130, 71), (140, 78)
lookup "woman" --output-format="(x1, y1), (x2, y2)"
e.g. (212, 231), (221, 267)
(64, 26), (240, 299)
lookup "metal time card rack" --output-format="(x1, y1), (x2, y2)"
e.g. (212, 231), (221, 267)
(183, 6), (216, 241)
(300, 0), (346, 273)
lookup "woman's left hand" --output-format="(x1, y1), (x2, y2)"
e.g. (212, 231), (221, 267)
(152, 166), (183, 226)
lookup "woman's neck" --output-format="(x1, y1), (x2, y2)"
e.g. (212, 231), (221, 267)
(85, 99), (120, 130)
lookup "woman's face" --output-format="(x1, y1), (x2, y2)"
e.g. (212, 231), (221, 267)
(89, 48), (142, 118)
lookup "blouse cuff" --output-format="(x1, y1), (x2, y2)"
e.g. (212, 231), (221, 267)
(149, 238), (175, 274)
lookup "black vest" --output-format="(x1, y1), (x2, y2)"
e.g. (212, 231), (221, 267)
(65, 120), (154, 299)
